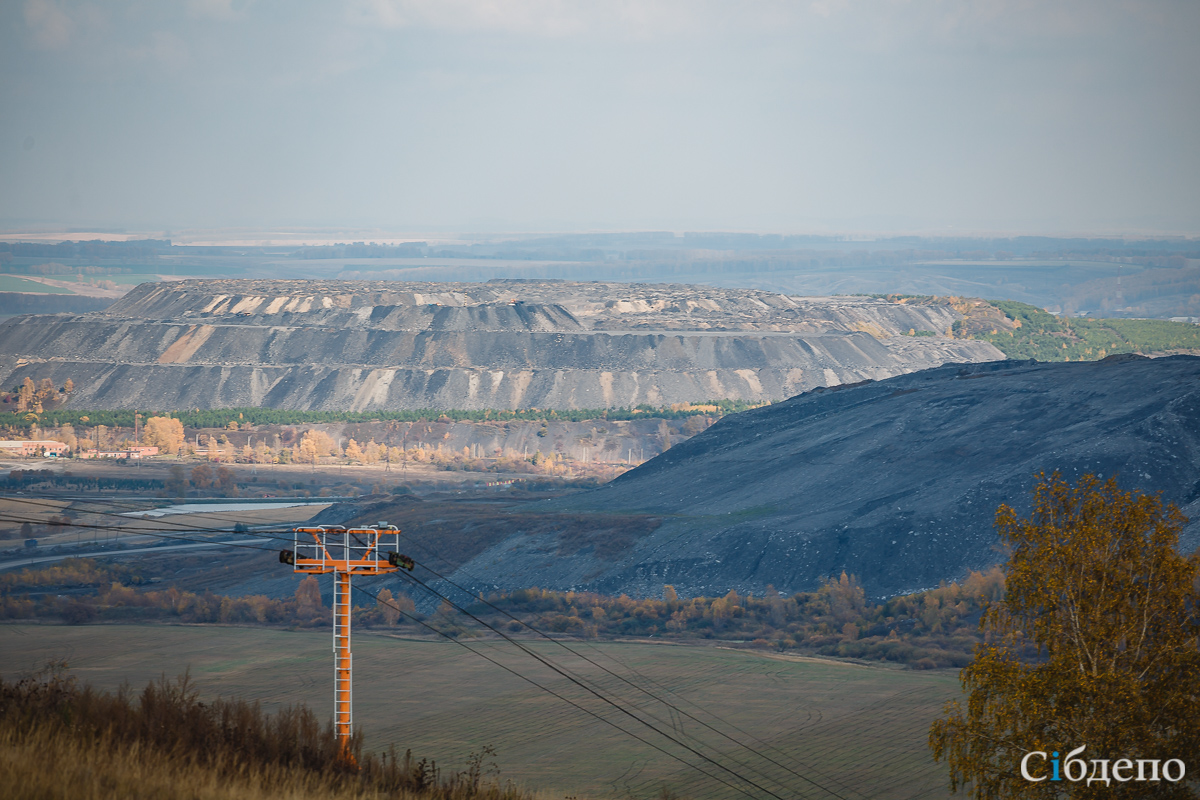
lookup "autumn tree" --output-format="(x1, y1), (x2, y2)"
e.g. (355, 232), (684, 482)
(50, 424), (77, 451)
(821, 571), (867, 628)
(929, 473), (1200, 798)
(143, 416), (184, 453)
(16, 377), (34, 413)
(293, 429), (337, 469)
(295, 576), (324, 620)
(214, 466), (238, 496)
(376, 588), (401, 626)
(374, 588), (414, 626)
(190, 463), (214, 490)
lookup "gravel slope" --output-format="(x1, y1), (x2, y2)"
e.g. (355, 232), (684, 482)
(445, 355), (1200, 598)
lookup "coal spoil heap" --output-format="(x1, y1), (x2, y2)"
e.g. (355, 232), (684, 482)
(445, 355), (1200, 598)
(0, 279), (1001, 411)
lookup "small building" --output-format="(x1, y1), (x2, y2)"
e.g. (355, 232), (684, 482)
(0, 440), (70, 457)
(77, 447), (156, 459)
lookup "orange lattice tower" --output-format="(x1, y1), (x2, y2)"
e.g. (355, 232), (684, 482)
(281, 524), (414, 760)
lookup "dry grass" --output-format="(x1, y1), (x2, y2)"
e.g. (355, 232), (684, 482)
(0, 626), (960, 799)
(0, 669), (540, 800)
(2, 724), (379, 800)
(1, 723), (564, 800)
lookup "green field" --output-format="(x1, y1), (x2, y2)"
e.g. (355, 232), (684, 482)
(0, 275), (75, 293)
(0, 623), (960, 799)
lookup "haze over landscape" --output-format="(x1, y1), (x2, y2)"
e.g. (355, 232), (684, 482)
(2, 3), (1199, 800)
(3, 0), (1199, 233)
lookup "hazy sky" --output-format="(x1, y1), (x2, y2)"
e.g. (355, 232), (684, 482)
(2, 1), (1198, 235)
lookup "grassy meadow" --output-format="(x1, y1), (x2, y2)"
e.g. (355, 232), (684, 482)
(0, 274), (76, 293)
(0, 622), (960, 799)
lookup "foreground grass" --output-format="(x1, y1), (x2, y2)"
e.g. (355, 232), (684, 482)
(3, 725), (403, 800)
(0, 669), (534, 800)
(0, 625), (959, 799)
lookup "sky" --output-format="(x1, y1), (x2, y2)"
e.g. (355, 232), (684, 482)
(2, 0), (1198, 236)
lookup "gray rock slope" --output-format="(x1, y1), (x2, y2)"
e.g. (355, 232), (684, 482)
(0, 279), (1001, 411)
(446, 356), (1200, 598)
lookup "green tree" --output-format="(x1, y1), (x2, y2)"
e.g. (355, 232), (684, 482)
(930, 473), (1200, 798)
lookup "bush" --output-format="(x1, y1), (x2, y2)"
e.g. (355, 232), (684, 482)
(0, 668), (532, 800)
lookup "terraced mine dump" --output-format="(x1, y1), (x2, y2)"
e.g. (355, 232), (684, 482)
(0, 279), (1002, 410)
(441, 355), (1200, 598)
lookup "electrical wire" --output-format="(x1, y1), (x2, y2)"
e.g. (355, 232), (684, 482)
(0, 500), (871, 798)
(0, 507), (795, 797)
(348, 579), (776, 800)
(0, 493), (309, 540)
(384, 525), (866, 800)
(0, 497), (901, 799)
(383, 567), (816, 800)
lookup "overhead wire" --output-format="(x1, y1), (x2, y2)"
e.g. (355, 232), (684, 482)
(0, 512), (290, 557)
(578, 645), (871, 800)
(348, 578), (777, 800)
(0, 504), (797, 797)
(1, 494), (868, 799)
(384, 566), (822, 800)
(0, 493), (310, 540)
(0, 513), (285, 551)
(382, 523), (866, 800)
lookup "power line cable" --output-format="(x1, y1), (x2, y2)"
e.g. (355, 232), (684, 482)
(0, 510), (790, 798)
(1, 499), (882, 799)
(386, 526), (863, 800)
(350, 578), (774, 800)
(387, 568), (807, 800)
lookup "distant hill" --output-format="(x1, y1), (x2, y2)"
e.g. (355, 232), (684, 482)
(444, 355), (1200, 599)
(0, 279), (1000, 411)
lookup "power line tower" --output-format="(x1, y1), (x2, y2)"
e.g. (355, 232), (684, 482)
(280, 524), (414, 761)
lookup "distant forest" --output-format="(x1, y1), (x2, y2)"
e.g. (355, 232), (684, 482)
(958, 300), (1200, 361)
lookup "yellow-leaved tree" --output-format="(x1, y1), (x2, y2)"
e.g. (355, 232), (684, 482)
(930, 473), (1200, 798)
(143, 416), (184, 454)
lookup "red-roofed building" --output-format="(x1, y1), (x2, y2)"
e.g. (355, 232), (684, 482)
(0, 440), (70, 457)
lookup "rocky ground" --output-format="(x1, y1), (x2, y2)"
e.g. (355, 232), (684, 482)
(436, 355), (1200, 599)
(9, 356), (1197, 606)
(0, 279), (1002, 411)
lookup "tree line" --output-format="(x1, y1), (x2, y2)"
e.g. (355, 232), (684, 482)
(0, 555), (1004, 668)
(0, 399), (759, 434)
